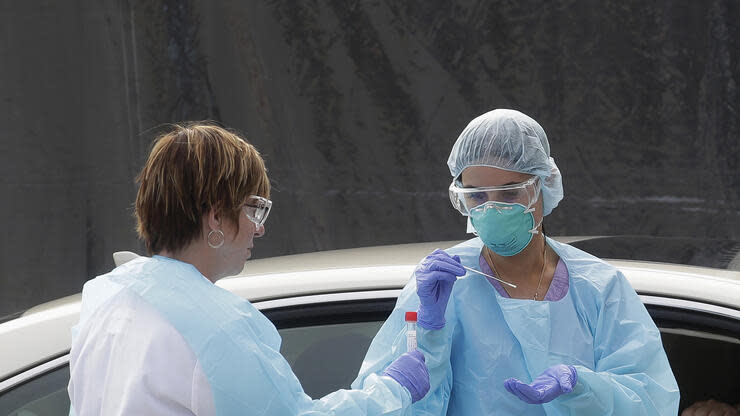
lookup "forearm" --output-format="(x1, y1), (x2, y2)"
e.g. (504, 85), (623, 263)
(352, 291), (455, 414)
(417, 326), (453, 387)
(307, 374), (412, 416)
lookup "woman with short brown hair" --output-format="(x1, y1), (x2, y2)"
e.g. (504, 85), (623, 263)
(68, 123), (429, 415)
(134, 123), (271, 280)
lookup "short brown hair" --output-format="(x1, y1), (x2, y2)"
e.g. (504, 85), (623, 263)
(135, 123), (270, 255)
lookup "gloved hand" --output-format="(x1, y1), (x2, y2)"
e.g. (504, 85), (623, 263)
(382, 350), (430, 403)
(504, 364), (578, 404)
(415, 249), (465, 330)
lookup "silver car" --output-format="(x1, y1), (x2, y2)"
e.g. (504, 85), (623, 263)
(1, 237), (739, 415)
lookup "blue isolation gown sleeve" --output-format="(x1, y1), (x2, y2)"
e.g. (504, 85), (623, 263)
(352, 277), (456, 415)
(195, 307), (415, 416)
(153, 283), (418, 416)
(297, 374), (413, 415)
(548, 271), (679, 415)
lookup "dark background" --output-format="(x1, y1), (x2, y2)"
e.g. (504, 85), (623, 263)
(1, 0), (738, 317)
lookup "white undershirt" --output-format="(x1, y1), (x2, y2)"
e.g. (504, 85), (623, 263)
(67, 290), (216, 415)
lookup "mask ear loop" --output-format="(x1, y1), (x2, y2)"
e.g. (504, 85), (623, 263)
(525, 178), (543, 235)
(528, 214), (544, 236)
(466, 217), (477, 235)
(456, 188), (478, 235)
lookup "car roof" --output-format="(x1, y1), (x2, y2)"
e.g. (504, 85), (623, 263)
(15, 238), (740, 317)
(221, 239), (740, 308)
(232, 237), (597, 277)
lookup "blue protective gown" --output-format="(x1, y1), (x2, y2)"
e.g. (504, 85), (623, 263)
(70, 256), (413, 416)
(352, 237), (679, 415)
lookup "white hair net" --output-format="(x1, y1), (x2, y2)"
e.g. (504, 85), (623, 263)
(447, 109), (563, 216)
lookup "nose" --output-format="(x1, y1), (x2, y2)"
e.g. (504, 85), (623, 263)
(254, 223), (265, 237)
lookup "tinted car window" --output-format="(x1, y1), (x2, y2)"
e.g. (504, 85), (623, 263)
(274, 301), (740, 410)
(0, 365), (70, 416)
(265, 299), (395, 398)
(661, 331), (740, 410)
(279, 321), (384, 398)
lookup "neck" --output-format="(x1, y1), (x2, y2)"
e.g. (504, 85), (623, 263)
(486, 233), (547, 284)
(158, 243), (220, 283)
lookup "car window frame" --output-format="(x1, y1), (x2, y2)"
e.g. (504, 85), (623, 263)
(0, 355), (70, 398)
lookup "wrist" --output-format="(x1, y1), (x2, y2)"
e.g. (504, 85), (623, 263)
(417, 306), (445, 330)
(382, 369), (422, 403)
(568, 365), (578, 388)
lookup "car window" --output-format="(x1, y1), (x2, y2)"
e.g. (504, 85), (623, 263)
(273, 299), (740, 410)
(661, 329), (740, 410)
(275, 309), (740, 409)
(0, 365), (70, 416)
(648, 304), (740, 410)
(279, 321), (385, 398)
(264, 298), (395, 398)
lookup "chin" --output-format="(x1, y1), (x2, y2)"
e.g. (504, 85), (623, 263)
(235, 260), (248, 275)
(221, 268), (240, 279)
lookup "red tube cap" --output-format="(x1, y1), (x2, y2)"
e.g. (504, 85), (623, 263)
(405, 311), (418, 322)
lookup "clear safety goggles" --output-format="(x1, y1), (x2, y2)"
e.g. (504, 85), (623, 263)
(243, 195), (272, 227)
(449, 176), (540, 216)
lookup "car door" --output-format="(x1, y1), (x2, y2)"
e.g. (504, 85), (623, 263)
(1, 290), (738, 414)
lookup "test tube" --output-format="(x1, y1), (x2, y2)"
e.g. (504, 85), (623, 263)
(405, 311), (417, 351)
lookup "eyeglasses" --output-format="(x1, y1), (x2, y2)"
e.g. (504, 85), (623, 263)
(449, 176), (540, 216)
(243, 195), (272, 227)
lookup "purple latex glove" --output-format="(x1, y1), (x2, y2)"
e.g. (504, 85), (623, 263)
(415, 249), (465, 330)
(382, 350), (430, 403)
(504, 365), (578, 404)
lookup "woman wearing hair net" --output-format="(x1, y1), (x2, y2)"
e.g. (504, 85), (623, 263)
(352, 109), (679, 415)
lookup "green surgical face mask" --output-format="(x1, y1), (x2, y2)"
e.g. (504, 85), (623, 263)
(469, 201), (539, 256)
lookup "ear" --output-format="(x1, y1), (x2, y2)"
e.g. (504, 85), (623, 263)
(205, 207), (223, 231)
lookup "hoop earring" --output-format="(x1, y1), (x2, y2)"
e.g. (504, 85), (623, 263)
(207, 229), (225, 249)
